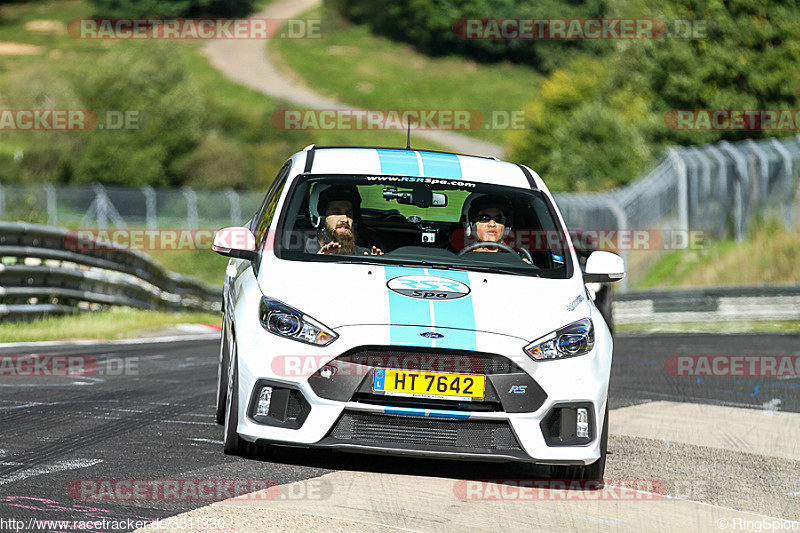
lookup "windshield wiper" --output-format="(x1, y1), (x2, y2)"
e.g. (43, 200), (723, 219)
(327, 256), (539, 277)
(382, 258), (537, 277)
(458, 264), (539, 277)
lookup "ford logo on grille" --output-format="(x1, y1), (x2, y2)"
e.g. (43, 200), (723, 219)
(420, 331), (444, 339)
(387, 275), (470, 300)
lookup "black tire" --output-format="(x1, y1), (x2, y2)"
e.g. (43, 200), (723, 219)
(215, 318), (229, 426)
(223, 333), (245, 455)
(550, 404), (609, 482)
(595, 285), (614, 336)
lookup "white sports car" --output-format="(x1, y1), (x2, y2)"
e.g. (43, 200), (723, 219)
(212, 145), (624, 480)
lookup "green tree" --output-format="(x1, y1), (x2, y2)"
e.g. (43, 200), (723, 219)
(72, 43), (205, 186)
(328, 0), (610, 71)
(510, 0), (800, 190)
(89, 0), (255, 18)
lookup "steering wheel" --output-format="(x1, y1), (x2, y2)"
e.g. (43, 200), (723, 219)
(458, 241), (534, 264)
(458, 241), (517, 255)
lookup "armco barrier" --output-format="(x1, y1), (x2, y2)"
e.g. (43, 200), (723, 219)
(614, 284), (800, 324)
(0, 222), (220, 320)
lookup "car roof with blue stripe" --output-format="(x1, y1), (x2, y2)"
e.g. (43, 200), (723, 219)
(305, 147), (540, 189)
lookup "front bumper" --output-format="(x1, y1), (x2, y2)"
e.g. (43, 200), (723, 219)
(233, 319), (612, 465)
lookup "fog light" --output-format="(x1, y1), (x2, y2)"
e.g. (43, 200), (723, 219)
(320, 365), (336, 379)
(255, 386), (273, 416)
(576, 408), (589, 438)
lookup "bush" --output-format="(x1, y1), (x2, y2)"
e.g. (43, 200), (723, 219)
(548, 103), (652, 191)
(509, 0), (800, 191)
(0, 64), (85, 184)
(71, 43), (205, 186)
(89, 0), (255, 18)
(327, 0), (610, 71)
(174, 135), (250, 189)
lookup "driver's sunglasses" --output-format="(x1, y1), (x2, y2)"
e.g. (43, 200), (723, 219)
(475, 213), (507, 224)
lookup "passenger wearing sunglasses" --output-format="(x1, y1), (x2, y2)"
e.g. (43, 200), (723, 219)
(461, 194), (514, 253)
(472, 209), (509, 251)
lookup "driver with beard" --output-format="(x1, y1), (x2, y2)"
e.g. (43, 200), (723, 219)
(305, 185), (383, 255)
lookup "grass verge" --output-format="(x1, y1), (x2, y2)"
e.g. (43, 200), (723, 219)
(636, 218), (800, 289)
(617, 320), (800, 335)
(270, 6), (540, 145)
(147, 248), (228, 287)
(0, 308), (220, 343)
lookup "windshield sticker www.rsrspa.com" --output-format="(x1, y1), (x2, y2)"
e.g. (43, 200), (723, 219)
(365, 176), (476, 188)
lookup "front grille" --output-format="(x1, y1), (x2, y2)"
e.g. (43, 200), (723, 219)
(339, 347), (523, 375)
(329, 411), (521, 452)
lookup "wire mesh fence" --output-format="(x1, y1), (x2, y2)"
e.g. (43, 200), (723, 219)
(0, 183), (264, 231)
(1, 136), (798, 290)
(552, 136), (800, 288)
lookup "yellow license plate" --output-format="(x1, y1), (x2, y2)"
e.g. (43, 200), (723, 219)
(372, 368), (486, 400)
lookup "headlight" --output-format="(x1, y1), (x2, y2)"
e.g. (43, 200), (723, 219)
(524, 318), (594, 361)
(259, 297), (338, 346)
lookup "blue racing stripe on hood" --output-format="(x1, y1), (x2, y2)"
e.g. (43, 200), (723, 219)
(384, 266), (430, 347)
(428, 269), (476, 351)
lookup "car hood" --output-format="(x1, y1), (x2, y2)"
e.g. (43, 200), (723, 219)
(258, 259), (591, 343)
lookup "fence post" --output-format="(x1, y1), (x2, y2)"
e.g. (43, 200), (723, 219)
(719, 141), (749, 241)
(608, 196), (629, 292)
(226, 189), (241, 226)
(0, 183), (4, 217)
(705, 145), (729, 238)
(182, 186), (198, 229)
(43, 183), (57, 226)
(769, 138), (793, 226)
(746, 139), (770, 211)
(93, 183), (108, 229)
(83, 183), (127, 229)
(692, 147), (712, 233)
(667, 148), (689, 234)
(679, 147), (699, 231)
(142, 186), (157, 230)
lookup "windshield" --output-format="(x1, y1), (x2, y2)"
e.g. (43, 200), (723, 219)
(274, 174), (572, 279)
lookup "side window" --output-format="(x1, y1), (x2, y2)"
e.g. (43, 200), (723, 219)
(253, 162), (291, 247)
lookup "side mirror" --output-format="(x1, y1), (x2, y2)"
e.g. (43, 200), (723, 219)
(584, 251), (625, 283)
(212, 227), (258, 262)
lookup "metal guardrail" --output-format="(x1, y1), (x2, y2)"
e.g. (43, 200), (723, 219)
(0, 222), (221, 320)
(614, 284), (800, 324)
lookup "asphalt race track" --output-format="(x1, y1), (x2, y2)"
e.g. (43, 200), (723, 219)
(0, 333), (798, 532)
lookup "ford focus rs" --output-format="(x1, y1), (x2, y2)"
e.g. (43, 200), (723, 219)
(212, 145), (624, 479)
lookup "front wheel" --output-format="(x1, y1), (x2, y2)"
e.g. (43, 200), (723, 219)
(223, 333), (244, 455)
(215, 318), (229, 425)
(550, 403), (608, 482)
